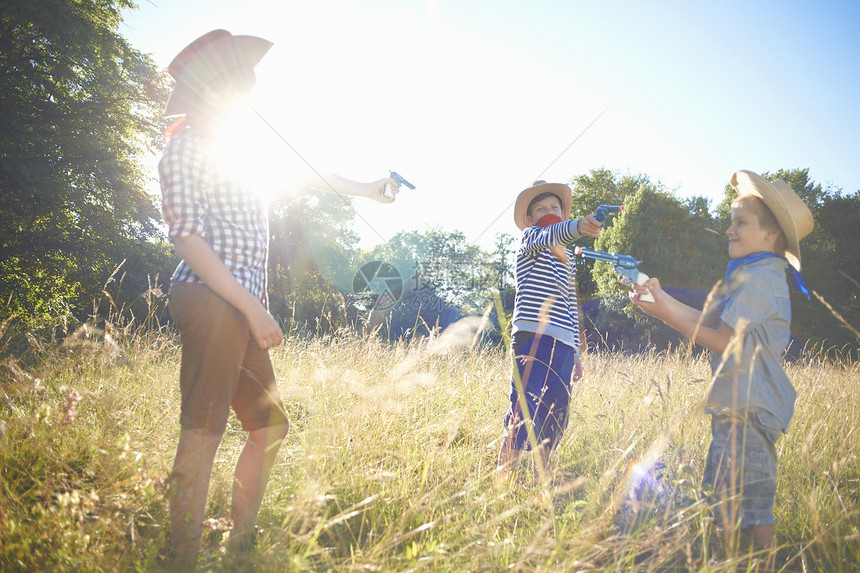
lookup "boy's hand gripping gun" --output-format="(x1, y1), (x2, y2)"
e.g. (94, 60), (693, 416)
(594, 204), (624, 222)
(382, 170), (416, 201)
(573, 246), (655, 302)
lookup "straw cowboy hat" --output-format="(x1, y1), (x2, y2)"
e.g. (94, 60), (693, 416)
(730, 170), (814, 271)
(513, 180), (572, 230)
(165, 29), (272, 117)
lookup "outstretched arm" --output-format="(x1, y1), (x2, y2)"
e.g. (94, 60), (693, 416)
(298, 172), (398, 203)
(630, 277), (732, 353)
(173, 234), (283, 350)
(521, 214), (603, 255)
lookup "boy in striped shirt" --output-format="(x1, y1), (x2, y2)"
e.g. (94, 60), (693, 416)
(497, 181), (603, 482)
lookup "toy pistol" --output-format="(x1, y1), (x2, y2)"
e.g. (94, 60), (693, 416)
(594, 204), (624, 222)
(382, 170), (416, 201)
(390, 171), (415, 190)
(574, 246), (655, 302)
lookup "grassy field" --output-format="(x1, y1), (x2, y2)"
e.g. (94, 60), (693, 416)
(0, 316), (858, 572)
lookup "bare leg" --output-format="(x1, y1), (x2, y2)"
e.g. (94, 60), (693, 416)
(496, 431), (523, 484)
(498, 434), (554, 486)
(532, 443), (552, 485)
(746, 524), (774, 549)
(741, 524), (775, 571)
(170, 429), (223, 568)
(229, 422), (290, 552)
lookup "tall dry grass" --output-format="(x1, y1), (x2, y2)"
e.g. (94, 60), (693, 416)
(0, 315), (858, 571)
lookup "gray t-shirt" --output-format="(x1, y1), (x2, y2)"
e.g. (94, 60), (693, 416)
(706, 256), (796, 431)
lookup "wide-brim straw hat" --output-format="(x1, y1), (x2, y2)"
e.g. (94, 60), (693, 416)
(730, 169), (814, 271)
(513, 180), (572, 230)
(165, 29), (272, 117)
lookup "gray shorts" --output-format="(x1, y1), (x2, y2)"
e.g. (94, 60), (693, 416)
(702, 411), (782, 527)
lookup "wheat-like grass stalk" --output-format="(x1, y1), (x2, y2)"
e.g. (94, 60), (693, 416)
(0, 306), (858, 571)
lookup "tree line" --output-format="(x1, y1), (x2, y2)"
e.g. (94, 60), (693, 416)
(1, 0), (857, 356)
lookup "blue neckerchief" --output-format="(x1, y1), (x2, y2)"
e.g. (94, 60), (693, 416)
(724, 251), (810, 299)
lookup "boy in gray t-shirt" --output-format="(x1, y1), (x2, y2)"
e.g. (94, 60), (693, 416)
(630, 170), (813, 564)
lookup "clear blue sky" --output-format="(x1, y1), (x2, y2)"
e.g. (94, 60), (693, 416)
(121, 0), (860, 249)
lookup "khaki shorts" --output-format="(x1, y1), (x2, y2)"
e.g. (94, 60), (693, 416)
(168, 281), (289, 434)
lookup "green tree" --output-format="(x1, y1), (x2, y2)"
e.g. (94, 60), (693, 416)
(362, 228), (495, 338)
(365, 228), (492, 314)
(815, 191), (860, 351)
(490, 232), (516, 305)
(0, 0), (173, 323)
(595, 183), (723, 295)
(268, 189), (362, 333)
(569, 168), (650, 222)
(571, 172), (722, 351)
(568, 169), (654, 300)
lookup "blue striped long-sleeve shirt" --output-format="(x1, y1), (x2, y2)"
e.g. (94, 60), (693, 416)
(511, 219), (583, 353)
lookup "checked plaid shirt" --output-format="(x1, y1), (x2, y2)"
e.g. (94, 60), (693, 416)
(159, 126), (270, 305)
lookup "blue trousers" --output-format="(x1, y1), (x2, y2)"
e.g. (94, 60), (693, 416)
(503, 331), (576, 451)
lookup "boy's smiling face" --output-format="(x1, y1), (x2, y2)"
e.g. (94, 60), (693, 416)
(525, 195), (564, 227)
(726, 204), (780, 259)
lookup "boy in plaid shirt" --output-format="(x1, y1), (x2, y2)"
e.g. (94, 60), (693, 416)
(160, 29), (397, 566)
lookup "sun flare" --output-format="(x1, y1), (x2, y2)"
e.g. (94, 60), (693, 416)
(208, 102), (305, 204)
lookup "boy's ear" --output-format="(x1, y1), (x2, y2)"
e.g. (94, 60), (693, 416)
(765, 227), (784, 250)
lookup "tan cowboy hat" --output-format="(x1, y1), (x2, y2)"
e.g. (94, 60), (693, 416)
(730, 170), (814, 271)
(165, 29), (272, 117)
(513, 180), (572, 230)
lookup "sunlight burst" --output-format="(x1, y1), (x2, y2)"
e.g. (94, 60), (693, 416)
(209, 101), (299, 204)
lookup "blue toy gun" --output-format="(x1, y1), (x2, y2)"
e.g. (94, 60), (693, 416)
(382, 170), (416, 200)
(574, 246), (655, 302)
(594, 204), (624, 222)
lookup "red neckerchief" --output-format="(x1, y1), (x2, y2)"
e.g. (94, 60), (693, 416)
(163, 118), (188, 144)
(535, 214), (569, 264)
